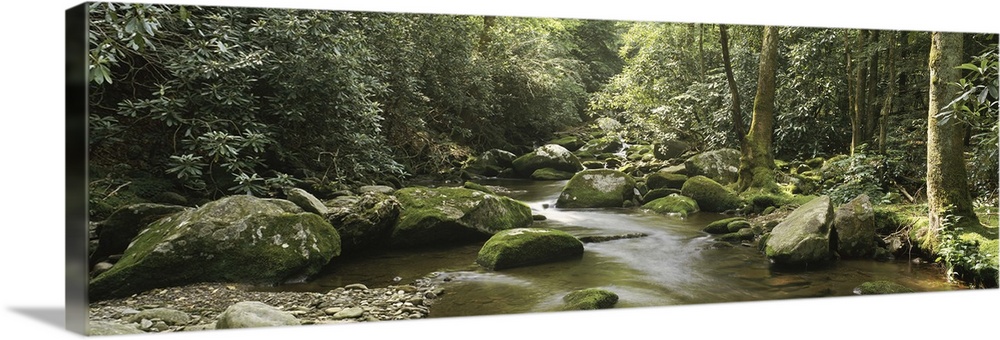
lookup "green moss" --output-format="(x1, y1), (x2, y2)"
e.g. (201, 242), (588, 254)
(391, 186), (533, 247)
(646, 172), (688, 190)
(680, 176), (743, 212)
(90, 196), (341, 300)
(854, 280), (914, 295)
(561, 288), (619, 310)
(556, 169), (636, 208)
(463, 181), (496, 194)
(704, 217), (746, 234)
(476, 228), (583, 270)
(642, 188), (682, 203)
(727, 220), (751, 233)
(641, 195), (699, 217)
(548, 136), (583, 151)
(531, 168), (577, 180)
(718, 228), (755, 243)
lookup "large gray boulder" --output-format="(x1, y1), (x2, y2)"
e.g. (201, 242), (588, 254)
(325, 192), (401, 255)
(90, 203), (189, 265)
(684, 148), (741, 185)
(216, 301), (300, 329)
(764, 196), (835, 268)
(833, 194), (877, 258)
(390, 187), (533, 247)
(465, 149), (518, 177)
(89, 195), (342, 300)
(513, 144), (584, 177)
(285, 187), (328, 215)
(556, 169), (636, 208)
(476, 228), (584, 270)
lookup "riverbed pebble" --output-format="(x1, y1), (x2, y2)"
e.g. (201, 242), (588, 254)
(88, 279), (441, 334)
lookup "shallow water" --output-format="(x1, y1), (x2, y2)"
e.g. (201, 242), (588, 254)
(264, 178), (961, 317)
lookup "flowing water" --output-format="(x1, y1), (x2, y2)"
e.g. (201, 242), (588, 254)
(267, 179), (962, 317)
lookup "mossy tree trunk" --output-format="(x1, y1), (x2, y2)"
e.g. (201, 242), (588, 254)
(925, 32), (979, 246)
(736, 26), (779, 193)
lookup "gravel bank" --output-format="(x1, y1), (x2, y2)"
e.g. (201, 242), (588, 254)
(87, 277), (443, 334)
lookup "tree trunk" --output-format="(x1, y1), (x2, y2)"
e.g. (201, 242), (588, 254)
(925, 32), (979, 247)
(737, 26), (779, 193)
(719, 24), (746, 149)
(850, 30), (868, 156)
(878, 32), (898, 153)
(864, 30), (880, 143)
(479, 16), (495, 53)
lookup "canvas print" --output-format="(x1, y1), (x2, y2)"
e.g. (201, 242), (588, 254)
(71, 0), (999, 336)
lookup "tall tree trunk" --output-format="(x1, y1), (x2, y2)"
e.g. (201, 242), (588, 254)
(864, 30), (881, 143)
(479, 16), (495, 53)
(719, 24), (746, 149)
(925, 32), (979, 248)
(879, 32), (899, 153)
(737, 26), (779, 193)
(845, 33), (855, 155)
(851, 30), (869, 156)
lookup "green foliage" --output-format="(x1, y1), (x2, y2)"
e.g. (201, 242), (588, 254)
(773, 28), (851, 159)
(935, 213), (999, 287)
(822, 145), (916, 204)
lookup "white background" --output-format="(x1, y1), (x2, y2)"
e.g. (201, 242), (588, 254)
(1, 0), (997, 339)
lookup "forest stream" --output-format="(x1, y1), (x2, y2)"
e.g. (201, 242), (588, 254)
(258, 179), (963, 318)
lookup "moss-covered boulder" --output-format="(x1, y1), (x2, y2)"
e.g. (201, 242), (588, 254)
(577, 137), (624, 156)
(642, 195), (699, 217)
(833, 194), (877, 259)
(646, 171), (688, 190)
(89, 196), (342, 300)
(548, 135), (584, 152)
(680, 176), (742, 212)
(653, 140), (690, 161)
(531, 168), (577, 180)
(390, 187), (532, 248)
(683, 148), (740, 185)
(465, 149), (518, 177)
(764, 196), (835, 268)
(476, 228), (584, 270)
(556, 169), (636, 208)
(853, 281), (914, 295)
(324, 192), (401, 255)
(216, 301), (301, 329)
(703, 217), (747, 234)
(90, 203), (189, 265)
(718, 228), (756, 243)
(561, 288), (619, 310)
(512, 144), (584, 177)
(462, 181), (496, 194)
(642, 188), (681, 203)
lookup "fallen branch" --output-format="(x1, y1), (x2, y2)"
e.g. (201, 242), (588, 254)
(102, 181), (132, 200)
